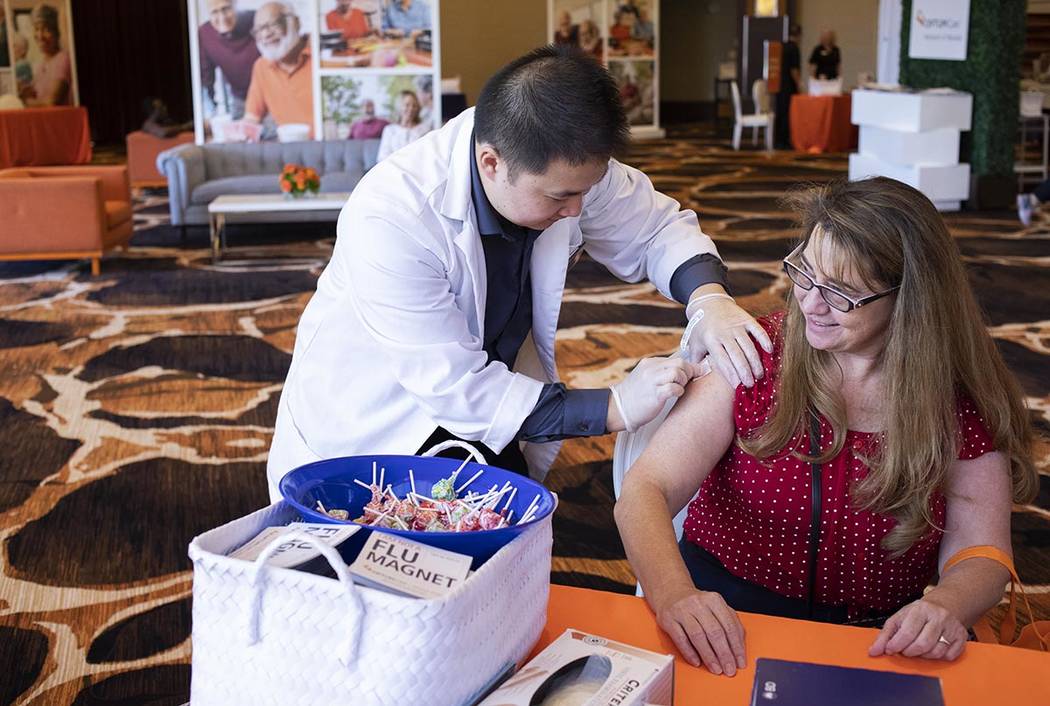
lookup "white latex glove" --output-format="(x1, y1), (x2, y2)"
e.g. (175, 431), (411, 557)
(610, 356), (700, 432)
(683, 294), (773, 389)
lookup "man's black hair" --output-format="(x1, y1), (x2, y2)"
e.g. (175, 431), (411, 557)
(474, 44), (630, 177)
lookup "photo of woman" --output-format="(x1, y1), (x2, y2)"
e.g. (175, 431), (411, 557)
(10, 0), (75, 106)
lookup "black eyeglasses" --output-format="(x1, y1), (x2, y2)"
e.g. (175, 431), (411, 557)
(782, 258), (899, 313)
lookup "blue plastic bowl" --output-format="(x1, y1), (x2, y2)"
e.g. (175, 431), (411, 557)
(279, 454), (556, 568)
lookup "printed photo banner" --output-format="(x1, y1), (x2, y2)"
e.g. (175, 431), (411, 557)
(0, 0), (79, 107)
(548, 0), (659, 134)
(188, 0), (441, 145)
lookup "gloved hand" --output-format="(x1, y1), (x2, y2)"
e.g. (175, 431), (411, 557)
(683, 294), (772, 389)
(610, 356), (700, 432)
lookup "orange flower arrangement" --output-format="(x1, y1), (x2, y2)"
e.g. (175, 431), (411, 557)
(280, 163), (320, 197)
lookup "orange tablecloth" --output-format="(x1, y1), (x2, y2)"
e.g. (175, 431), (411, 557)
(0, 106), (92, 168)
(538, 585), (1050, 705)
(789, 94), (858, 154)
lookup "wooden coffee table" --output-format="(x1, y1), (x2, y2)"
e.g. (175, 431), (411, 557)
(207, 193), (351, 261)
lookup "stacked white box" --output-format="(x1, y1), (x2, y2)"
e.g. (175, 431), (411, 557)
(848, 88), (973, 211)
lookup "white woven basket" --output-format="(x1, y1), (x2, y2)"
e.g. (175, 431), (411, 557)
(188, 500), (552, 706)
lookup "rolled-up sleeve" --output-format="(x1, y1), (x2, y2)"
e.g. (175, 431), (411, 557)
(518, 385), (609, 443)
(669, 253), (730, 303)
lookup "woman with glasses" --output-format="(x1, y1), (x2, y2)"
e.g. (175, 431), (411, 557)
(615, 177), (1038, 676)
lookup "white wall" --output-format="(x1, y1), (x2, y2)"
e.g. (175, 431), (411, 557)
(796, 0), (880, 90)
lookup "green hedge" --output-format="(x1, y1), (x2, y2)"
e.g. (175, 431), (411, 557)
(899, 0), (1026, 178)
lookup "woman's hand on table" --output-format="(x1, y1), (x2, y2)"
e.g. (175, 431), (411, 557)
(869, 597), (968, 661)
(653, 585), (746, 676)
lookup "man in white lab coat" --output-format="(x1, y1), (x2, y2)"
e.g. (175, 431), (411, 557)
(266, 45), (771, 499)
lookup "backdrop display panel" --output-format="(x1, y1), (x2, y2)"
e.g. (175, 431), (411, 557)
(318, 0), (433, 68)
(0, 0), (79, 106)
(188, 0), (440, 144)
(548, 0), (661, 135)
(321, 72), (433, 139)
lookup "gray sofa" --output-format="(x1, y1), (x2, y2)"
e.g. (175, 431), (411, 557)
(156, 139), (381, 228)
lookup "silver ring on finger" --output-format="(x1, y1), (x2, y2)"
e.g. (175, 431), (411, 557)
(937, 635), (951, 646)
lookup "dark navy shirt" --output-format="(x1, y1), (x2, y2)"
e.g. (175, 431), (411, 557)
(468, 136), (728, 443)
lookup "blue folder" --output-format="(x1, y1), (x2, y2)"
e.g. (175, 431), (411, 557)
(749, 658), (945, 706)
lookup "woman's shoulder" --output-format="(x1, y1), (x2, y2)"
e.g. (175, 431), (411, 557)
(730, 310), (786, 429)
(756, 310), (787, 364)
(954, 393), (995, 460)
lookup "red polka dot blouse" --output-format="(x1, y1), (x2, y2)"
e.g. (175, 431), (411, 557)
(682, 312), (995, 616)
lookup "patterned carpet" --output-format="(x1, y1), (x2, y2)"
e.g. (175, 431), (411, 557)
(0, 130), (1047, 704)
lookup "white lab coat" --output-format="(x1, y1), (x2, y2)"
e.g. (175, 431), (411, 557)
(266, 108), (721, 499)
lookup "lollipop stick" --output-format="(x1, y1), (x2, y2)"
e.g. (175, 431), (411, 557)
(454, 469), (485, 495)
(449, 456), (472, 484)
(501, 487), (517, 513)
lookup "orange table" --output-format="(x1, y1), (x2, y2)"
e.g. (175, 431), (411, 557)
(789, 94), (858, 154)
(0, 106), (92, 168)
(539, 585), (1050, 705)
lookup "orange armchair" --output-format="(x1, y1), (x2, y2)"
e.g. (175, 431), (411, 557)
(0, 165), (133, 275)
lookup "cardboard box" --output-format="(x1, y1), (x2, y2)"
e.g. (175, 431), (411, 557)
(477, 629), (674, 706)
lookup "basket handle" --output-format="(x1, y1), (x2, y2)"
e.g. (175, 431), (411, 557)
(419, 439), (488, 465)
(247, 530), (364, 667)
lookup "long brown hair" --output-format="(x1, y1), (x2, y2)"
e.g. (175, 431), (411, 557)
(739, 177), (1038, 554)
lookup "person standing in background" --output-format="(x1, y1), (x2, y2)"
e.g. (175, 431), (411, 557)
(809, 29), (841, 80)
(775, 24), (802, 149)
